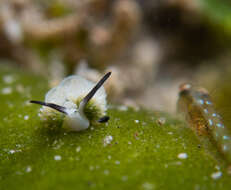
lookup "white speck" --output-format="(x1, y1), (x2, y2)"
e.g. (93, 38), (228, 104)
(104, 170), (109, 175)
(118, 105), (128, 111)
(115, 160), (120, 165)
(103, 135), (113, 146)
(52, 140), (58, 146)
(204, 109), (208, 114)
(9, 150), (16, 154)
(212, 113), (217, 117)
(25, 166), (32, 173)
(216, 123), (224, 128)
(198, 99), (204, 105)
(76, 146), (81, 152)
(142, 182), (154, 190)
(108, 155), (111, 160)
(215, 165), (220, 170)
(206, 101), (212, 105)
(3, 75), (14, 84)
(223, 136), (230, 140)
(2, 87), (12, 94)
(142, 122), (147, 126)
(128, 141), (132, 145)
(89, 166), (94, 171)
(135, 120), (139, 123)
(54, 155), (62, 161)
(157, 117), (166, 125)
(16, 144), (22, 148)
(90, 127), (94, 130)
(168, 132), (173, 135)
(16, 84), (25, 93)
(194, 184), (200, 190)
(211, 171), (222, 180)
(24, 115), (29, 120)
(178, 153), (188, 159)
(208, 119), (213, 126)
(122, 176), (128, 181)
(223, 145), (228, 151)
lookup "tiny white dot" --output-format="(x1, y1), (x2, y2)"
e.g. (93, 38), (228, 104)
(178, 153), (188, 159)
(142, 182), (154, 190)
(115, 160), (120, 165)
(2, 87), (12, 95)
(135, 120), (139, 123)
(208, 119), (213, 126)
(24, 115), (29, 120)
(157, 117), (166, 125)
(9, 150), (16, 154)
(204, 109), (208, 114)
(118, 105), (128, 111)
(122, 176), (128, 181)
(212, 113), (217, 117)
(89, 166), (94, 171)
(3, 75), (14, 84)
(25, 166), (32, 173)
(223, 145), (228, 151)
(54, 155), (62, 161)
(216, 123), (224, 128)
(206, 101), (212, 105)
(223, 136), (230, 140)
(103, 135), (113, 146)
(76, 146), (81, 152)
(104, 170), (109, 175)
(198, 99), (204, 105)
(211, 171), (222, 180)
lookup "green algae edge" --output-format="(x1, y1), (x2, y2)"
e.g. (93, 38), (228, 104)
(0, 64), (231, 190)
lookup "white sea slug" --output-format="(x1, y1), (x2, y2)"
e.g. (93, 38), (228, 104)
(30, 72), (111, 131)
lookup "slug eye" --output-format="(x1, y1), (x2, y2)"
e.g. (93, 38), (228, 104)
(98, 116), (110, 123)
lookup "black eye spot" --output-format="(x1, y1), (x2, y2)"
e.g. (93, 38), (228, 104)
(98, 116), (110, 123)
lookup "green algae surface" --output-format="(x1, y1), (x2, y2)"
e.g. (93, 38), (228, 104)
(0, 64), (231, 190)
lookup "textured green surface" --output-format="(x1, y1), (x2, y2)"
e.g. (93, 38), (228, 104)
(0, 64), (231, 190)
